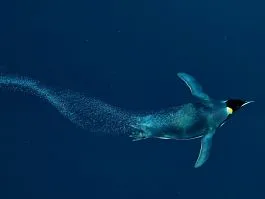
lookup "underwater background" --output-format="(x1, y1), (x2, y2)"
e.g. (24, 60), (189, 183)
(0, 0), (264, 198)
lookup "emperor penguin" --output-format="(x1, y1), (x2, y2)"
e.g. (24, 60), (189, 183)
(130, 72), (254, 168)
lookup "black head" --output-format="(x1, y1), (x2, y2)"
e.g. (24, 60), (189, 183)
(218, 99), (254, 128)
(225, 99), (254, 113)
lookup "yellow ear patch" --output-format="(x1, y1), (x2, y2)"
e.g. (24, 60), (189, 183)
(226, 107), (233, 114)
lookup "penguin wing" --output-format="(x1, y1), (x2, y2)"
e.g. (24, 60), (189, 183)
(194, 129), (215, 168)
(177, 72), (210, 101)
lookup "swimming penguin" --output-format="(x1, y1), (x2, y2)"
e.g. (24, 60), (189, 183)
(130, 72), (254, 168)
(0, 72), (253, 168)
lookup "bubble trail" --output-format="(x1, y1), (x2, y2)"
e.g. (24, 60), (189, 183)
(0, 75), (140, 135)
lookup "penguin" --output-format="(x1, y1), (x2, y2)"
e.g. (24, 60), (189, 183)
(130, 72), (254, 168)
(0, 72), (253, 168)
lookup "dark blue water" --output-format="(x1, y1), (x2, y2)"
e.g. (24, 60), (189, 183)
(0, 0), (264, 198)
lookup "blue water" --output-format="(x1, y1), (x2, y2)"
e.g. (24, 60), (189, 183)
(0, 0), (264, 198)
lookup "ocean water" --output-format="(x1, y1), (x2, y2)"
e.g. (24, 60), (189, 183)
(0, 0), (264, 198)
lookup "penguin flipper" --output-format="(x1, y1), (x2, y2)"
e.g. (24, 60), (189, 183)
(194, 130), (215, 168)
(177, 72), (210, 101)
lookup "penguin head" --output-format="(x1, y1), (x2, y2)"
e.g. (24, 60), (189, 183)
(218, 99), (254, 128)
(225, 99), (254, 114)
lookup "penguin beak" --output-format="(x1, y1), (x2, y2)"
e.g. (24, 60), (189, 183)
(242, 100), (255, 107)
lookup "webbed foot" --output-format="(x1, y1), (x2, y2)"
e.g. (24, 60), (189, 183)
(129, 124), (151, 141)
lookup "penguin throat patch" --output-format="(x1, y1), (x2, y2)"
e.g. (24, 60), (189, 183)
(226, 107), (233, 114)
